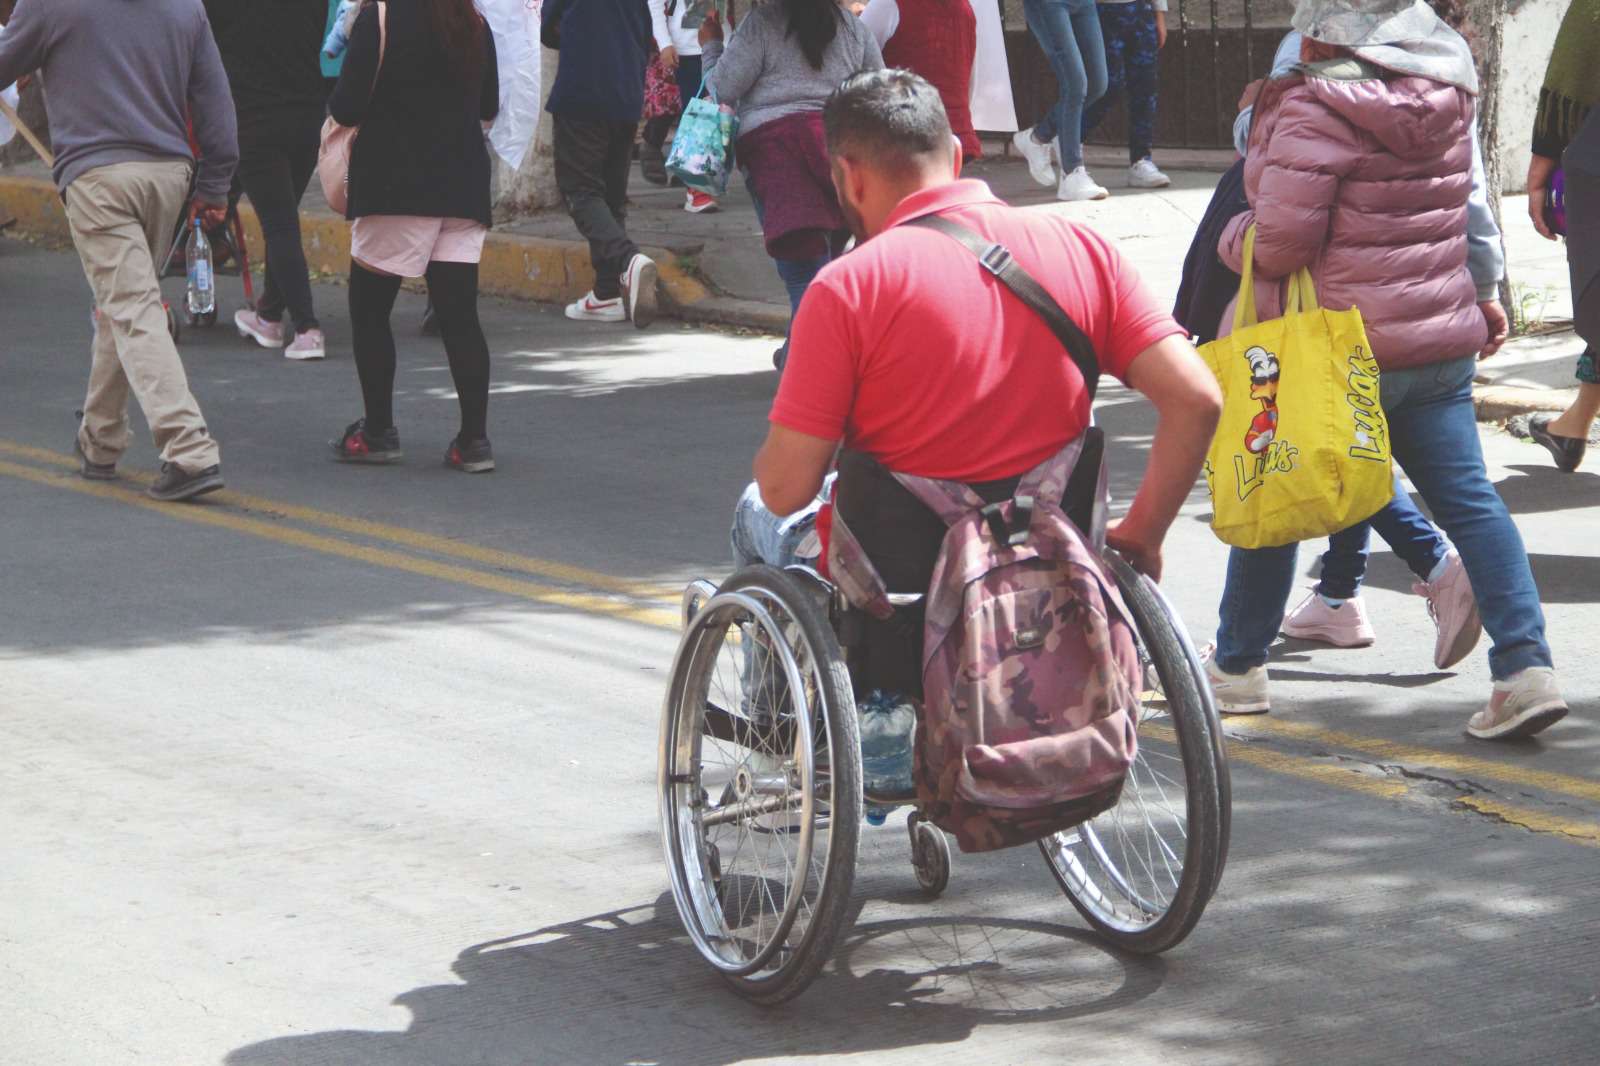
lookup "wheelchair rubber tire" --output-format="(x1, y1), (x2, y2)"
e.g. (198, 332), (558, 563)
(659, 565), (862, 1005)
(1037, 553), (1229, 955)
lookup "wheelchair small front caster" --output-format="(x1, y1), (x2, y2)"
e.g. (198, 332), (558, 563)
(907, 812), (950, 899)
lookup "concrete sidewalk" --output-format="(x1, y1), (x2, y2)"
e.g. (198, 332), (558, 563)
(1, 145), (1585, 416)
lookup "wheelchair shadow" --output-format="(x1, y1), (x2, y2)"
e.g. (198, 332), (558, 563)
(225, 893), (1167, 1066)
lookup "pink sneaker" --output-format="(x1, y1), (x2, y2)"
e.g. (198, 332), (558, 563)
(234, 308), (284, 348)
(1281, 591), (1375, 647)
(1413, 551), (1482, 670)
(285, 328), (326, 361)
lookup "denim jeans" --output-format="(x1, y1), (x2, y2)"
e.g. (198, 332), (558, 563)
(730, 479), (830, 571)
(1023, 0), (1108, 171)
(1316, 472), (1449, 600)
(746, 181), (845, 319)
(1216, 356), (1551, 681)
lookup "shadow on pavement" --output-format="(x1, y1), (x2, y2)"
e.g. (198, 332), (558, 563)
(224, 894), (1167, 1066)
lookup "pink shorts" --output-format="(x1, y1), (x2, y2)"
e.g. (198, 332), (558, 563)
(350, 215), (488, 278)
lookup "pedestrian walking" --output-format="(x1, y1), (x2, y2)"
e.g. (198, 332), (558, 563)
(1079, 0), (1170, 189)
(326, 0), (502, 474)
(205, 0), (330, 362)
(1218, 9), (1495, 670)
(700, 0), (884, 368)
(648, 0), (721, 213)
(1523, 0), (1600, 472)
(543, 0), (659, 328)
(0, 0), (236, 502)
(1011, 0), (1109, 201)
(1204, 0), (1566, 741)
(859, 0), (983, 162)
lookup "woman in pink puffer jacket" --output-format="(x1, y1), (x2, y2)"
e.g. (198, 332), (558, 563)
(1204, 0), (1566, 743)
(1219, 43), (1486, 365)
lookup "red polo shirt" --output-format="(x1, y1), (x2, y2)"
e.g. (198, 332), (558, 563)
(771, 180), (1184, 481)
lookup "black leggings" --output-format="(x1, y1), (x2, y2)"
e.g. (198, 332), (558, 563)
(237, 129), (321, 333)
(349, 260), (490, 441)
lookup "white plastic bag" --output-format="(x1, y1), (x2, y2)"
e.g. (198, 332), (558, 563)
(475, 0), (542, 170)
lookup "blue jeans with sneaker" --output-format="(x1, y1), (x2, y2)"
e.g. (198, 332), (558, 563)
(1216, 356), (1551, 681)
(1024, 0), (1109, 171)
(1316, 473), (1449, 600)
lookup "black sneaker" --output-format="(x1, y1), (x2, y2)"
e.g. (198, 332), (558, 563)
(1528, 413), (1586, 473)
(640, 142), (669, 186)
(420, 299), (439, 337)
(147, 461), (224, 502)
(331, 419), (402, 463)
(71, 416), (118, 481)
(444, 436), (494, 473)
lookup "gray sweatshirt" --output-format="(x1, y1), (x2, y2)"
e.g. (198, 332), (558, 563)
(0, 0), (238, 201)
(704, 5), (884, 135)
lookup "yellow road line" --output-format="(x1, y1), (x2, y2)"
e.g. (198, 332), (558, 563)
(0, 458), (682, 630)
(1452, 796), (1600, 846)
(8, 441), (1599, 845)
(0, 439), (681, 604)
(1228, 716), (1600, 806)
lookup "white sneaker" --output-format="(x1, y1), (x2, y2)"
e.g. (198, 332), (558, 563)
(1200, 644), (1271, 715)
(1128, 158), (1171, 189)
(1057, 166), (1109, 202)
(564, 291), (625, 323)
(621, 253), (659, 330)
(1468, 667), (1568, 741)
(1013, 129), (1058, 187)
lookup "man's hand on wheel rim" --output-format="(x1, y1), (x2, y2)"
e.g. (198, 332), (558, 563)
(1107, 519), (1163, 582)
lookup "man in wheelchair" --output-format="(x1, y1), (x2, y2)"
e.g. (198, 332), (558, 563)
(732, 70), (1222, 701)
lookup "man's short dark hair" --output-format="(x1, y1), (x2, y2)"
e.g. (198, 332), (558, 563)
(823, 69), (953, 175)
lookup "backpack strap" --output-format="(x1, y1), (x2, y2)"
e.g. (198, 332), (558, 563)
(901, 214), (1102, 401)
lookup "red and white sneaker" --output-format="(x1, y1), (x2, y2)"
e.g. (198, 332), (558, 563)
(1282, 591), (1376, 647)
(684, 190), (720, 214)
(621, 253), (659, 330)
(1468, 667), (1568, 740)
(564, 291), (625, 323)
(1413, 551), (1482, 670)
(330, 418), (402, 464)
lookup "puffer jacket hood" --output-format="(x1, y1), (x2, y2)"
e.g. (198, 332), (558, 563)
(1306, 63), (1473, 162)
(1218, 62), (1489, 370)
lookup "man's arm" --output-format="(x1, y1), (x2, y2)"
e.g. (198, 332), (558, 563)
(540, 0), (574, 51)
(0, 0), (48, 92)
(1107, 334), (1222, 580)
(754, 424), (838, 517)
(187, 10), (239, 206)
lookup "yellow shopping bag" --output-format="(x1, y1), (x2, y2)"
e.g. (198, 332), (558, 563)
(1198, 226), (1393, 549)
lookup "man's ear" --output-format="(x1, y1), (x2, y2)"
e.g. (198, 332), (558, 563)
(951, 134), (963, 179)
(834, 155), (865, 207)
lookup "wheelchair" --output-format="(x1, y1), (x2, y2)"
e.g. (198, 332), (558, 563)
(659, 554), (1231, 1005)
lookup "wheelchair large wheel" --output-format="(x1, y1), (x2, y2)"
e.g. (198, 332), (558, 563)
(1038, 552), (1230, 954)
(660, 565), (863, 1004)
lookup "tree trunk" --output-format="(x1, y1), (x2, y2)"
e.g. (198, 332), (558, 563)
(1465, 0), (1514, 307)
(491, 43), (561, 216)
(0, 78), (50, 169)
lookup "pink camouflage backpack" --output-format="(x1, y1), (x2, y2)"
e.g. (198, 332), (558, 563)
(826, 215), (1142, 854)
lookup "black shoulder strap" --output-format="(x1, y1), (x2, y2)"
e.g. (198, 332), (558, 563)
(903, 214), (1101, 399)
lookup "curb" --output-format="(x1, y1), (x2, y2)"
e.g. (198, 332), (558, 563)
(1473, 384), (1578, 423)
(0, 173), (786, 332)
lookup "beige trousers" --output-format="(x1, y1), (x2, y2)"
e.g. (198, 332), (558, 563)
(64, 160), (220, 472)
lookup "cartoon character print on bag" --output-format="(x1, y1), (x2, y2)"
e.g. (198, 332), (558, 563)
(1232, 344), (1299, 500)
(1243, 345), (1279, 454)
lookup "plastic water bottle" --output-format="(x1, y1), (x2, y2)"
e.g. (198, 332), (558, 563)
(186, 218), (215, 318)
(860, 690), (916, 827)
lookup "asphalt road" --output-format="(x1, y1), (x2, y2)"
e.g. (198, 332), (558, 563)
(2, 238), (1597, 1065)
